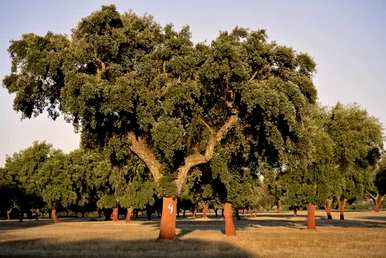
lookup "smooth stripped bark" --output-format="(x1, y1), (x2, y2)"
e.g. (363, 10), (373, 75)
(159, 197), (177, 239)
(339, 198), (347, 220)
(325, 199), (333, 220)
(307, 203), (316, 229)
(125, 208), (132, 223)
(224, 202), (236, 236)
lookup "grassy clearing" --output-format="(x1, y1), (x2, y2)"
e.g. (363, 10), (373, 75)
(0, 210), (385, 257)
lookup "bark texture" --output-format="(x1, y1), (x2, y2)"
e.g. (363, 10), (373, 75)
(159, 197), (177, 240)
(374, 194), (383, 212)
(203, 202), (209, 219)
(51, 207), (60, 223)
(125, 208), (132, 223)
(112, 207), (119, 221)
(339, 198), (347, 220)
(224, 202), (236, 236)
(325, 199), (333, 220)
(307, 203), (316, 229)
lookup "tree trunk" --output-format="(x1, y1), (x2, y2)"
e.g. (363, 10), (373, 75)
(112, 207), (119, 221)
(339, 198), (347, 220)
(125, 208), (132, 223)
(6, 208), (12, 220)
(203, 202), (209, 219)
(191, 207), (196, 218)
(51, 207), (60, 223)
(374, 194), (383, 212)
(293, 207), (298, 217)
(307, 203), (316, 229)
(224, 202), (236, 236)
(276, 200), (281, 213)
(325, 199), (333, 220)
(159, 197), (177, 240)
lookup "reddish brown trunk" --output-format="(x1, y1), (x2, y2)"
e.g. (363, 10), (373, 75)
(325, 199), (333, 220)
(125, 208), (132, 223)
(339, 198), (347, 220)
(307, 203), (316, 229)
(374, 194), (383, 212)
(203, 202), (209, 219)
(159, 197), (177, 240)
(51, 207), (60, 223)
(224, 202), (236, 236)
(112, 207), (119, 221)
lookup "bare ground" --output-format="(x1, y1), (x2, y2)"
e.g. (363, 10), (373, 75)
(0, 210), (385, 258)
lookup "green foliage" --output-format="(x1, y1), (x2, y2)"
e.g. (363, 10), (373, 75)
(281, 106), (339, 206)
(3, 5), (318, 193)
(375, 155), (386, 195)
(326, 103), (383, 200)
(38, 151), (76, 207)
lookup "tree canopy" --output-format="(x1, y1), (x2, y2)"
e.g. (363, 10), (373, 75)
(3, 5), (318, 197)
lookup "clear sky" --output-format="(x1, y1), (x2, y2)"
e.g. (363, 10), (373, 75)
(1, 0), (385, 165)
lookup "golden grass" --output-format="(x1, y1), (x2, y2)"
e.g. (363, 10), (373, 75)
(0, 210), (385, 257)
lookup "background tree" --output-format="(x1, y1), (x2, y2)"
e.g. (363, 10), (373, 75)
(66, 150), (107, 217)
(3, 5), (318, 238)
(282, 106), (338, 228)
(2, 142), (53, 220)
(0, 167), (23, 220)
(325, 103), (383, 220)
(38, 150), (77, 222)
(373, 155), (386, 212)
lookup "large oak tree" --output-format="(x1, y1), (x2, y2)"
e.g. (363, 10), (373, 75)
(3, 5), (318, 238)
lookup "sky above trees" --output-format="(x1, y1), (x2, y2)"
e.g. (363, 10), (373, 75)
(0, 0), (385, 165)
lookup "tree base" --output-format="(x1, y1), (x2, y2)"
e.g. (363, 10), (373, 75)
(51, 208), (60, 223)
(125, 208), (132, 223)
(112, 207), (119, 222)
(307, 203), (316, 229)
(224, 202), (236, 236)
(159, 197), (177, 240)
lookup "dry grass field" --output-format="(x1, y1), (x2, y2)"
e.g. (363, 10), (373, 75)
(0, 210), (385, 258)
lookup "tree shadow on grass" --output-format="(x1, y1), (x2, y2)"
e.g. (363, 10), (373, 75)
(0, 220), (53, 232)
(361, 215), (386, 222)
(0, 238), (254, 258)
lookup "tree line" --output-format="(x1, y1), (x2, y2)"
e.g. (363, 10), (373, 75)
(1, 5), (385, 238)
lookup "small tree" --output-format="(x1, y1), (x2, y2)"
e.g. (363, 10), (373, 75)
(2, 142), (53, 220)
(38, 151), (77, 222)
(283, 107), (338, 228)
(326, 103), (383, 220)
(373, 155), (386, 212)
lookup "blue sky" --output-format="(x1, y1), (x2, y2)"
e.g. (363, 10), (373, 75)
(1, 0), (385, 165)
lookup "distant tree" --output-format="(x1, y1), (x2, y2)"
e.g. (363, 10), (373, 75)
(2, 142), (53, 220)
(0, 167), (19, 220)
(65, 150), (105, 217)
(282, 107), (338, 228)
(38, 150), (77, 222)
(373, 155), (386, 212)
(325, 103), (383, 220)
(3, 5), (318, 238)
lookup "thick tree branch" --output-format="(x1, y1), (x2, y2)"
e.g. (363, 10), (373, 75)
(175, 112), (239, 194)
(128, 132), (162, 184)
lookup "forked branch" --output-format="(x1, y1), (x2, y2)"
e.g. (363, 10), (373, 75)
(128, 132), (162, 184)
(175, 112), (239, 194)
